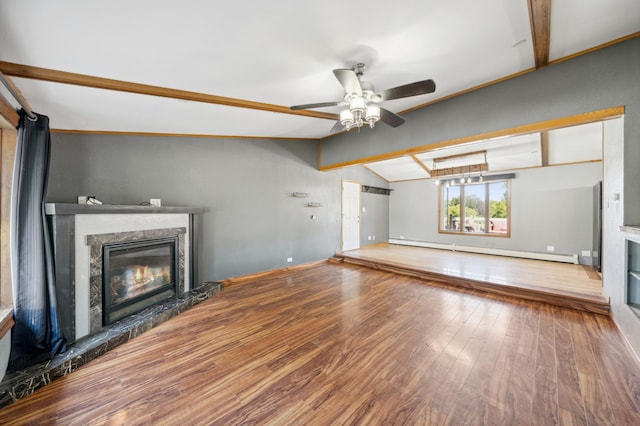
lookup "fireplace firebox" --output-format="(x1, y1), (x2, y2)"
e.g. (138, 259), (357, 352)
(102, 236), (179, 325)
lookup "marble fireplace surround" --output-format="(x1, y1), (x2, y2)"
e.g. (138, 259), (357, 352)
(45, 203), (205, 343)
(86, 227), (186, 335)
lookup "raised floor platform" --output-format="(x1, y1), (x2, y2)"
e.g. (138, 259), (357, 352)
(338, 244), (609, 315)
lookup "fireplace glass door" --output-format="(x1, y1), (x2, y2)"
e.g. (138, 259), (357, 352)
(103, 237), (178, 325)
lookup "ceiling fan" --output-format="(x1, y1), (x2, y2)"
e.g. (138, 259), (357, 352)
(290, 63), (435, 133)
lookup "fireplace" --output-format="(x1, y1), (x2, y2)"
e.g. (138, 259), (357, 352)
(45, 204), (203, 343)
(103, 237), (179, 325)
(85, 227), (187, 336)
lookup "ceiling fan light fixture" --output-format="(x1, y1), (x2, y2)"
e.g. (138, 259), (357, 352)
(291, 63), (435, 134)
(349, 96), (365, 113)
(340, 109), (354, 130)
(349, 96), (366, 127)
(365, 105), (380, 128)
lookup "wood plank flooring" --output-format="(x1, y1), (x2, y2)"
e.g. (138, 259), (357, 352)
(1, 262), (638, 425)
(340, 244), (609, 315)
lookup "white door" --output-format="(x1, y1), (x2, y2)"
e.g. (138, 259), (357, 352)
(342, 181), (361, 251)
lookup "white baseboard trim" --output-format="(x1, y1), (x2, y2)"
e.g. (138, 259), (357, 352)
(388, 238), (579, 264)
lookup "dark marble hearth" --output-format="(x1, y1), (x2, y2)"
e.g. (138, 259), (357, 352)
(0, 281), (223, 409)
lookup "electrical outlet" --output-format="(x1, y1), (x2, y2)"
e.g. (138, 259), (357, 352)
(581, 250), (591, 257)
(372, 236), (376, 240)
(287, 257), (293, 263)
(546, 245), (555, 252)
(150, 198), (161, 207)
(368, 236), (372, 240)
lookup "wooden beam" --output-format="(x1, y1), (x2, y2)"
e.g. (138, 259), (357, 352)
(0, 73), (32, 113)
(0, 93), (19, 128)
(433, 150), (486, 164)
(549, 31), (640, 66)
(0, 61), (339, 121)
(409, 154), (431, 174)
(430, 162), (488, 177)
(50, 128), (321, 141)
(540, 130), (549, 166)
(361, 164), (391, 183)
(528, 0), (552, 68)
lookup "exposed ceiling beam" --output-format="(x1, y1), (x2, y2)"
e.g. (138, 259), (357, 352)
(50, 128), (320, 141)
(528, 0), (552, 68)
(0, 70), (22, 127)
(0, 73), (33, 113)
(433, 150), (487, 164)
(549, 31), (640, 66)
(431, 163), (488, 177)
(0, 61), (339, 121)
(0, 70), (36, 122)
(0, 95), (19, 128)
(410, 154), (431, 175)
(540, 130), (550, 166)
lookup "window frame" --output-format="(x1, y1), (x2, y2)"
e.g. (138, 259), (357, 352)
(0, 127), (17, 339)
(438, 179), (511, 238)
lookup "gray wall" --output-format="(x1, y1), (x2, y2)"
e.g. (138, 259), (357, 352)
(321, 37), (640, 225)
(361, 191), (390, 246)
(390, 162), (602, 264)
(46, 134), (389, 281)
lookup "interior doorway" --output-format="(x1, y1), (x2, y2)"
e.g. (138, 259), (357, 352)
(341, 180), (361, 251)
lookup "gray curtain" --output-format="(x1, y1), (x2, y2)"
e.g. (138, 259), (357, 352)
(9, 109), (66, 371)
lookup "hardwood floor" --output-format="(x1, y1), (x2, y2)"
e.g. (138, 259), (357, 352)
(1, 262), (639, 425)
(340, 244), (609, 315)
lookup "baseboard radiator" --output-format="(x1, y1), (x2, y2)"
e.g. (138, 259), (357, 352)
(388, 238), (579, 264)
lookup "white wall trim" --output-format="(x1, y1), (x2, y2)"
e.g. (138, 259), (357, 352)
(388, 238), (579, 264)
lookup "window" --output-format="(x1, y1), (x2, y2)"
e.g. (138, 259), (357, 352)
(439, 180), (510, 236)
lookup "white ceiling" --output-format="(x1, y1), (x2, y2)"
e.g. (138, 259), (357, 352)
(0, 0), (638, 140)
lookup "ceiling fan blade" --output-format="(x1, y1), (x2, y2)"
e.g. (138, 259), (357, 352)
(379, 108), (405, 128)
(290, 101), (341, 110)
(333, 69), (362, 96)
(376, 79), (436, 102)
(330, 120), (345, 133)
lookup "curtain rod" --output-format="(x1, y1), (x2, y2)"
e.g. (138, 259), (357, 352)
(0, 70), (36, 120)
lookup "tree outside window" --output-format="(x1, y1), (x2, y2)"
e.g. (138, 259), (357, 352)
(439, 180), (510, 236)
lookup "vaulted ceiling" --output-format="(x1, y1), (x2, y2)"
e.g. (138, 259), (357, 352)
(0, 0), (638, 141)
